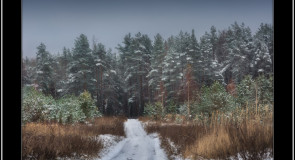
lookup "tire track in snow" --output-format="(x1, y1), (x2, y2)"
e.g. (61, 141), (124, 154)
(99, 119), (168, 160)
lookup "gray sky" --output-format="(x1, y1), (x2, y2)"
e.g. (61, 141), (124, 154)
(22, 0), (272, 58)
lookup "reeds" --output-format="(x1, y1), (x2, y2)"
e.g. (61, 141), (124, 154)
(142, 105), (273, 160)
(22, 116), (127, 160)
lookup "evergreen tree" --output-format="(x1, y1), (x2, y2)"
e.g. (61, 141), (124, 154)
(253, 23), (273, 74)
(251, 38), (272, 77)
(103, 49), (125, 115)
(92, 42), (107, 112)
(199, 32), (215, 85)
(117, 33), (133, 116)
(148, 33), (165, 105)
(188, 29), (201, 83)
(162, 36), (180, 104)
(24, 23), (274, 117)
(22, 57), (30, 87)
(210, 26), (218, 61)
(223, 22), (255, 83)
(118, 32), (153, 116)
(35, 43), (54, 96)
(67, 34), (93, 95)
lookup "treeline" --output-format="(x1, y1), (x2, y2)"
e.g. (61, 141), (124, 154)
(22, 22), (273, 117)
(144, 75), (273, 119)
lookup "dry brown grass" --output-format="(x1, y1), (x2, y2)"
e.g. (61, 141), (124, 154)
(22, 116), (127, 160)
(145, 123), (207, 159)
(142, 105), (273, 160)
(138, 116), (152, 122)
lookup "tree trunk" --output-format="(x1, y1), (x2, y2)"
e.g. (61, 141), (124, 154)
(96, 68), (100, 111)
(188, 80), (190, 117)
(100, 66), (104, 114)
(140, 74), (144, 115)
(83, 73), (86, 91)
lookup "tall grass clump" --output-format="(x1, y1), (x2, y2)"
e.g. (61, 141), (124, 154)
(185, 106), (273, 159)
(144, 106), (273, 160)
(22, 116), (127, 160)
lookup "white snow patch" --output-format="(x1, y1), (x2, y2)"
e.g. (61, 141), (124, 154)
(186, 57), (192, 61)
(97, 134), (124, 158)
(110, 70), (117, 74)
(104, 73), (109, 77)
(227, 150), (273, 160)
(128, 97), (134, 103)
(125, 73), (132, 81)
(134, 50), (141, 53)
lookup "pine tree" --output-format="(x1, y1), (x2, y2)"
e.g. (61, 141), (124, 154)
(210, 26), (218, 61)
(67, 34), (93, 96)
(117, 33), (134, 116)
(188, 29), (201, 84)
(162, 36), (180, 103)
(103, 49), (125, 115)
(92, 42), (107, 113)
(223, 22), (255, 83)
(35, 43), (54, 96)
(148, 33), (166, 105)
(22, 57), (30, 87)
(199, 32), (215, 85)
(253, 23), (273, 74)
(251, 39), (272, 77)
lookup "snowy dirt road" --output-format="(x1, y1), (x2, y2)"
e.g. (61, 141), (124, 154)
(99, 119), (168, 160)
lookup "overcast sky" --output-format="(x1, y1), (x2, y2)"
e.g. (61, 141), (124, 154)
(22, 0), (272, 58)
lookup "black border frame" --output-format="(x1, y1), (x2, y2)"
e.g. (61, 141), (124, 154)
(1, 0), (293, 159)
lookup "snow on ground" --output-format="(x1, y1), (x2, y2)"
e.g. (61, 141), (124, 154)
(96, 134), (124, 158)
(228, 150), (273, 160)
(96, 119), (168, 160)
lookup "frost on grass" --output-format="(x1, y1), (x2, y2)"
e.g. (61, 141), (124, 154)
(228, 149), (273, 160)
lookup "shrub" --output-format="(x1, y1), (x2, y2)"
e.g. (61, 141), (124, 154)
(78, 90), (101, 118)
(54, 91), (101, 124)
(256, 74), (273, 106)
(165, 101), (178, 115)
(236, 74), (273, 111)
(22, 86), (56, 124)
(179, 103), (189, 116)
(236, 75), (256, 108)
(55, 95), (85, 123)
(144, 102), (165, 120)
(22, 86), (101, 124)
(193, 81), (235, 117)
